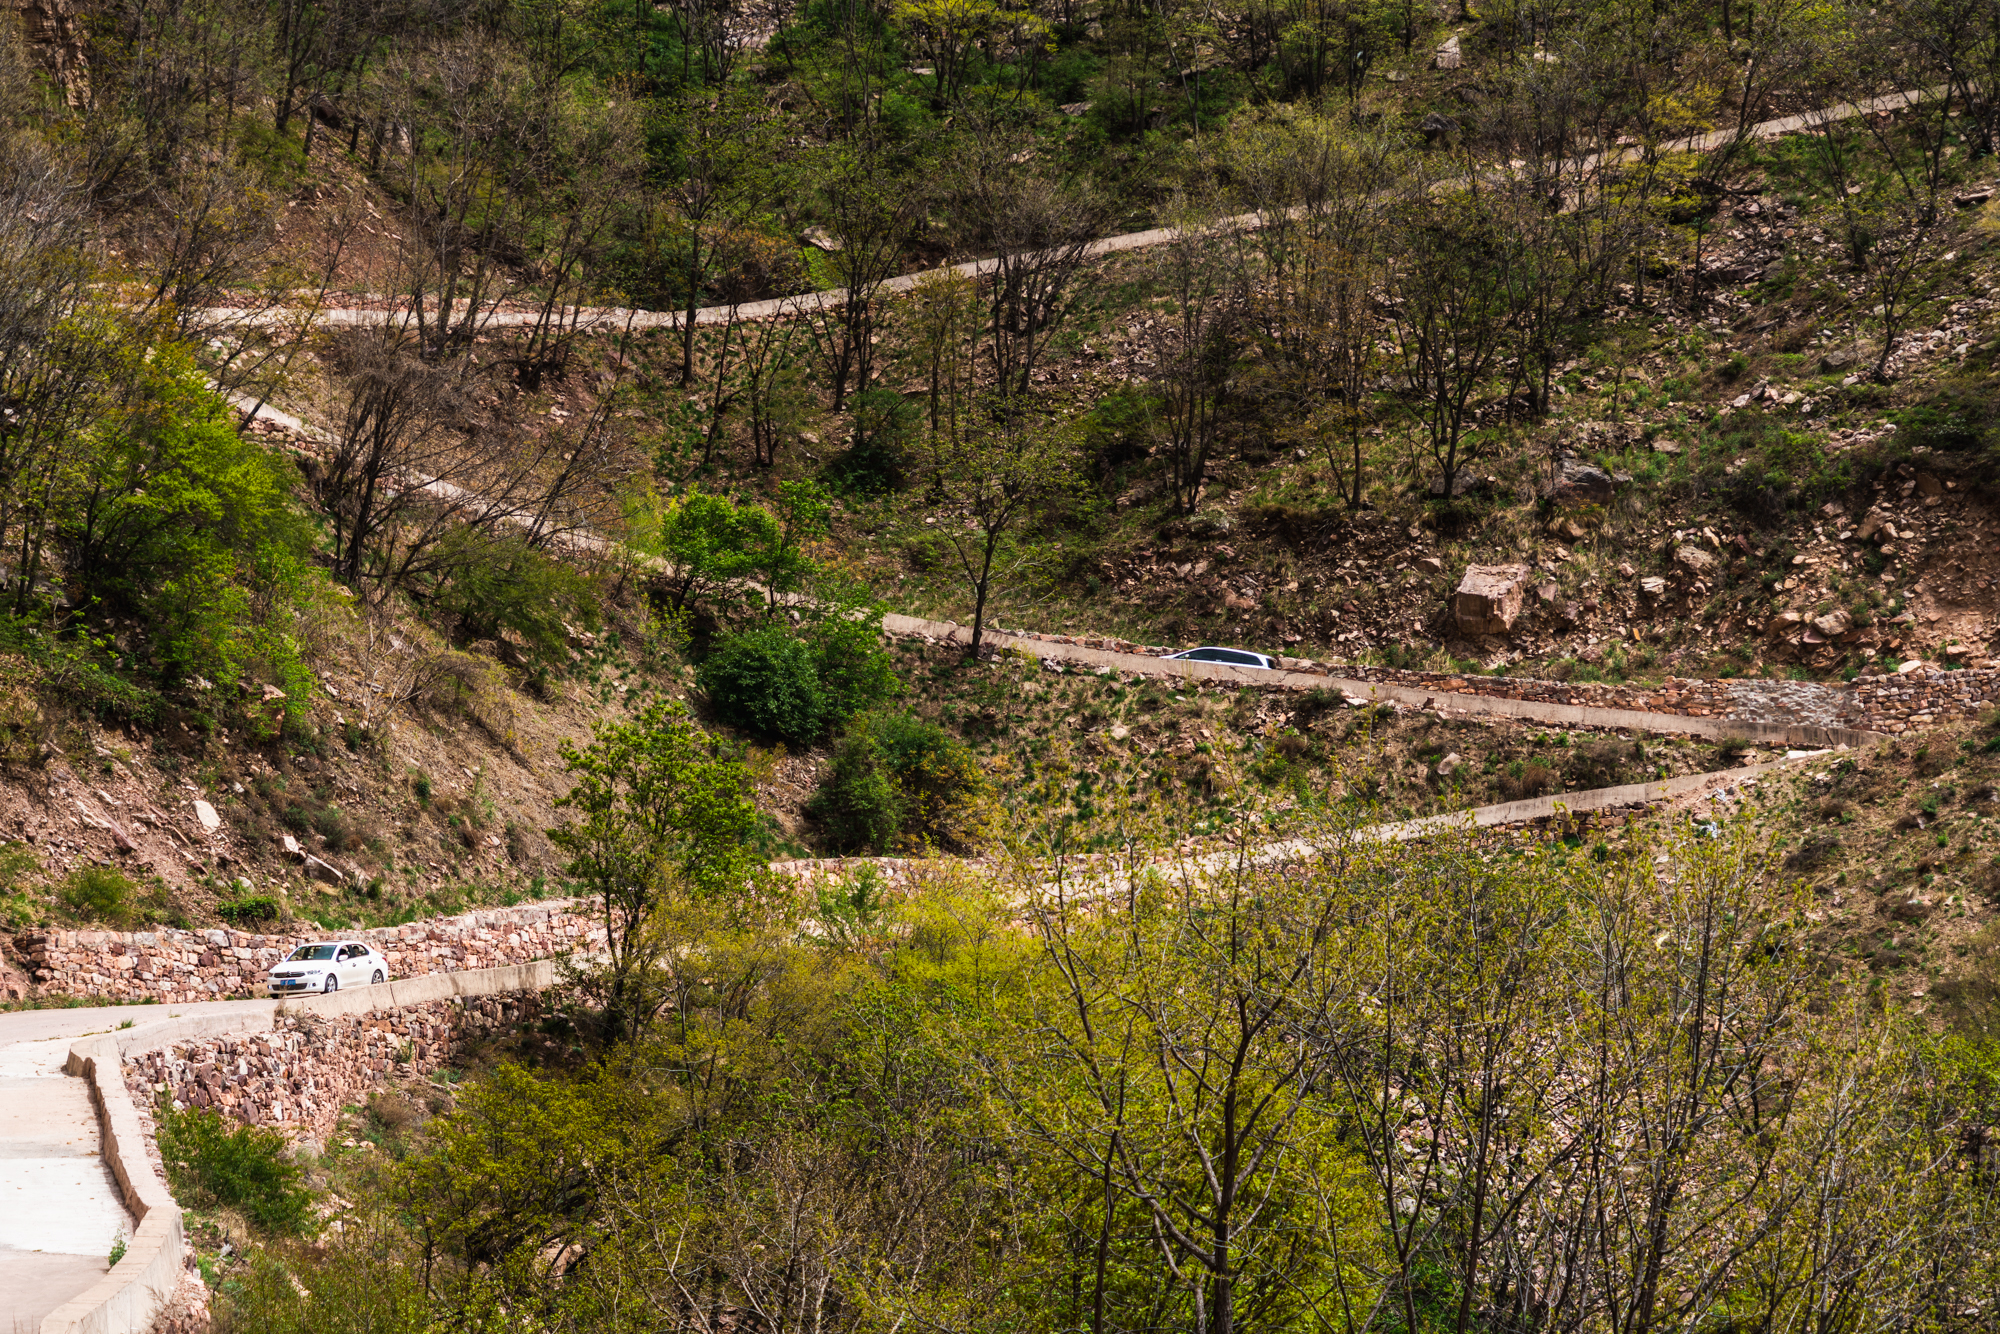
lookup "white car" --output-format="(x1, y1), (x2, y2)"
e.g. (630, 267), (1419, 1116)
(267, 941), (389, 996)
(1163, 646), (1279, 670)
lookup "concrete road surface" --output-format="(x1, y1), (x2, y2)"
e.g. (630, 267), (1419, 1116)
(0, 1000), (277, 1333)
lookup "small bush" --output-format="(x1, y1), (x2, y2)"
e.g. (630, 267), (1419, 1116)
(809, 711), (987, 853)
(1499, 760), (1559, 802)
(217, 895), (281, 925)
(60, 865), (137, 926)
(821, 389), (917, 495)
(1785, 833), (1842, 871)
(366, 1092), (421, 1134)
(1568, 739), (1631, 788)
(431, 534), (598, 666)
(155, 1103), (313, 1235)
(810, 738), (903, 852)
(699, 627), (826, 748)
(313, 804), (358, 852)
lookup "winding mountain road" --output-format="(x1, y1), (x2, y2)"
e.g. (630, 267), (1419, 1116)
(211, 88), (1931, 338)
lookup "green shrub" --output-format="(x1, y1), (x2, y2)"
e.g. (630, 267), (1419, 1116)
(60, 865), (137, 926)
(822, 389), (917, 495)
(810, 732), (904, 852)
(430, 534), (597, 665)
(809, 711), (986, 853)
(0, 840), (41, 929)
(699, 627), (826, 747)
(155, 1103), (314, 1235)
(217, 895), (281, 925)
(807, 612), (900, 731)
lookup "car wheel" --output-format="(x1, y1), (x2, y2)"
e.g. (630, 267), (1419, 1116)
(371, 970), (384, 985)
(323, 975), (339, 994)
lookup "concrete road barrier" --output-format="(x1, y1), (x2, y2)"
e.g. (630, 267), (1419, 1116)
(39, 962), (561, 1334)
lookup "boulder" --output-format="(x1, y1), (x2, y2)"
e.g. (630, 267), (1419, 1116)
(1416, 555), (1444, 574)
(1452, 564), (1532, 637)
(1552, 460), (1617, 505)
(1810, 608), (1853, 638)
(303, 854), (348, 886)
(1916, 472), (1944, 498)
(1856, 510), (1887, 540)
(1674, 544), (1717, 575)
(1434, 34), (1461, 68)
(1769, 610), (1803, 635)
(1639, 576), (1667, 597)
(1428, 468), (1483, 498)
(193, 799), (222, 831)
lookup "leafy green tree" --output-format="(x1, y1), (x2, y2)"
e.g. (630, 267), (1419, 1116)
(634, 485), (765, 614)
(551, 700), (761, 1040)
(61, 340), (319, 693)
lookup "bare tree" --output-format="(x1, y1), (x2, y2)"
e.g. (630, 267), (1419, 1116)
(1146, 203), (1239, 515)
(1384, 181), (1517, 498)
(0, 137), (118, 615)
(930, 407), (1082, 657)
(950, 130), (1111, 400)
(654, 87), (768, 387)
(801, 142), (931, 410)
(1222, 113), (1395, 507)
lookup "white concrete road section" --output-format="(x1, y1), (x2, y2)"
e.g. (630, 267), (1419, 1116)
(0, 1000), (275, 1334)
(0, 1037), (131, 1334)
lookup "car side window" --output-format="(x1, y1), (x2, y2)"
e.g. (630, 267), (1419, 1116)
(1190, 649), (1223, 662)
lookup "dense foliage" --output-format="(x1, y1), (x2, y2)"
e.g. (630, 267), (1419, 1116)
(213, 810), (2000, 1334)
(808, 708), (987, 851)
(156, 1104), (315, 1235)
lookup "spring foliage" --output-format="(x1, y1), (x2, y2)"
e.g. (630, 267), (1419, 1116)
(211, 802), (2000, 1334)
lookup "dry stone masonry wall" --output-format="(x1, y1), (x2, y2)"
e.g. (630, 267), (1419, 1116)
(16, 901), (603, 1003)
(125, 995), (539, 1142)
(938, 624), (1998, 735)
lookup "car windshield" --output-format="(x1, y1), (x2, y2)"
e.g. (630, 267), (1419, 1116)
(288, 945), (338, 961)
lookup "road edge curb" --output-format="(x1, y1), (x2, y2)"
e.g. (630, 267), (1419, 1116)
(41, 960), (565, 1334)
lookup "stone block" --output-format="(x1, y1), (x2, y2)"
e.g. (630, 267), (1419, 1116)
(1452, 564), (1532, 637)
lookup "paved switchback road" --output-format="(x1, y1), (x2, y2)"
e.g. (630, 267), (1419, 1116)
(0, 1000), (279, 1332)
(205, 90), (1930, 340)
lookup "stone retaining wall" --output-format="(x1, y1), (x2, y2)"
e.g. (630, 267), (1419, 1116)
(126, 994), (539, 1143)
(1849, 667), (2000, 734)
(923, 622), (1998, 735)
(15, 901), (604, 1004)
